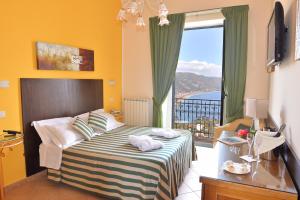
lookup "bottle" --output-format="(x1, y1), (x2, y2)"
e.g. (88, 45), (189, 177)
(249, 120), (256, 136)
(274, 124), (286, 137)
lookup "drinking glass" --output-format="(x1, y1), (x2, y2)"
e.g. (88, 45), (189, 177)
(254, 134), (262, 162)
(247, 133), (254, 158)
(229, 146), (240, 155)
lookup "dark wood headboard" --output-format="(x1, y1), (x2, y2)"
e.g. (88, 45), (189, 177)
(21, 78), (103, 176)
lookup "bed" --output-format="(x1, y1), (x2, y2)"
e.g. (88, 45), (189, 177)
(21, 78), (193, 200)
(48, 126), (192, 200)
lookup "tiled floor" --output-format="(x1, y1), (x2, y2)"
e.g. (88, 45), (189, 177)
(5, 147), (212, 200)
(175, 146), (215, 200)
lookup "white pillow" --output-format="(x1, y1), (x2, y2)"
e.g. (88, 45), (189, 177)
(75, 109), (104, 123)
(45, 123), (84, 148)
(32, 117), (73, 144)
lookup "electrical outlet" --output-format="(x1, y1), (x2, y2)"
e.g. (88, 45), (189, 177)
(0, 80), (9, 88)
(0, 111), (6, 118)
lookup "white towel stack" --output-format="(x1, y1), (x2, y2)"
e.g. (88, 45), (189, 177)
(151, 128), (180, 138)
(128, 135), (164, 152)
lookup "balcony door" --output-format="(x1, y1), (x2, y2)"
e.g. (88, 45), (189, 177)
(171, 20), (225, 144)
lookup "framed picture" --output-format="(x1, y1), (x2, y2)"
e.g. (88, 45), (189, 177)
(295, 0), (300, 60)
(36, 42), (94, 71)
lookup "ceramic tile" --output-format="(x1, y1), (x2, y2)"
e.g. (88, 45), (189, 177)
(194, 190), (202, 199)
(184, 177), (202, 192)
(184, 169), (199, 180)
(178, 182), (192, 195)
(175, 192), (199, 200)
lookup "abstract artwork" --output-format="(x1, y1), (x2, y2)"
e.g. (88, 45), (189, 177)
(36, 42), (94, 71)
(296, 0), (300, 60)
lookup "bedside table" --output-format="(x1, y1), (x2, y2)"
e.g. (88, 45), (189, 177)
(0, 134), (23, 200)
(200, 131), (298, 200)
(111, 113), (123, 122)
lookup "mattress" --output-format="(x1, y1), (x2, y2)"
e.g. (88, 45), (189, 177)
(48, 126), (193, 200)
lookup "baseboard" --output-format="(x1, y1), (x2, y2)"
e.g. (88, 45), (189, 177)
(4, 170), (47, 193)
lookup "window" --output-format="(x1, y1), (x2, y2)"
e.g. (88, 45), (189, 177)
(176, 27), (223, 100)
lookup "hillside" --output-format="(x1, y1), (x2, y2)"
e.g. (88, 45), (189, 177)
(175, 72), (222, 97)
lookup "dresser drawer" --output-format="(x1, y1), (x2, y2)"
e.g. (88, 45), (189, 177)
(201, 178), (297, 200)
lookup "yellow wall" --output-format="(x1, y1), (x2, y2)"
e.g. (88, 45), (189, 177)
(0, 0), (122, 186)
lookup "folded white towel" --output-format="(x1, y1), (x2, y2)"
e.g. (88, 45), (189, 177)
(151, 128), (180, 138)
(129, 135), (164, 152)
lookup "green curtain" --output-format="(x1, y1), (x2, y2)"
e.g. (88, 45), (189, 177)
(222, 5), (249, 123)
(150, 13), (185, 127)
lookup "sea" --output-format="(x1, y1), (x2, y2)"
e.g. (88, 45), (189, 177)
(188, 91), (221, 100)
(175, 91), (222, 123)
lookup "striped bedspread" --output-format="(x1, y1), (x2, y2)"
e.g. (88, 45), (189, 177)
(48, 126), (193, 200)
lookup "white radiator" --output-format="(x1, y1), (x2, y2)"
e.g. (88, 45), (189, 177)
(123, 98), (152, 126)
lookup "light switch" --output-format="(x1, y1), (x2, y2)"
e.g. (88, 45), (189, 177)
(109, 97), (115, 103)
(108, 80), (116, 86)
(0, 80), (9, 88)
(0, 111), (6, 118)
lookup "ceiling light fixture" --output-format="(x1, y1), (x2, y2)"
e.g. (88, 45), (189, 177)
(117, 0), (170, 27)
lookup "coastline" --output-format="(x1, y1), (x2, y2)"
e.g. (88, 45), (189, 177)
(177, 90), (221, 99)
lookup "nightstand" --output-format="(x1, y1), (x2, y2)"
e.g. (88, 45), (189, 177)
(200, 131), (298, 200)
(111, 112), (123, 122)
(0, 133), (23, 200)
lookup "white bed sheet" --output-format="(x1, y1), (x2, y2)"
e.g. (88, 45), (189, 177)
(39, 131), (104, 169)
(39, 140), (83, 170)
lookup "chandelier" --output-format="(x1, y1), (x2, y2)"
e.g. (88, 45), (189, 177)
(117, 0), (170, 27)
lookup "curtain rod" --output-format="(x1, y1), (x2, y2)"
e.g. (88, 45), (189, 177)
(149, 4), (249, 19)
(182, 4), (249, 15)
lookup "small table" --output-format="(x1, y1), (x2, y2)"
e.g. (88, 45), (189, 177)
(0, 134), (23, 200)
(200, 131), (298, 200)
(111, 113), (123, 122)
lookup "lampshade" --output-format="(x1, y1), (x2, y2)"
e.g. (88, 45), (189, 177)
(158, 16), (170, 26)
(117, 8), (127, 22)
(159, 2), (169, 18)
(127, 1), (138, 15)
(245, 98), (268, 119)
(118, 0), (170, 28)
(136, 15), (146, 27)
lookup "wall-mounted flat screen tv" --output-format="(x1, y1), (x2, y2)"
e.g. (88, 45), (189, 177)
(267, 2), (286, 66)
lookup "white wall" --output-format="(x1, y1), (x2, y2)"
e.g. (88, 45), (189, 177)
(269, 0), (300, 159)
(123, 0), (273, 100)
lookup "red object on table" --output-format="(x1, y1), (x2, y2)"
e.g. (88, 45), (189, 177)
(238, 129), (249, 139)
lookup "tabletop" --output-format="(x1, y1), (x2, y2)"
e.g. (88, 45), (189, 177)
(200, 131), (298, 195)
(0, 134), (23, 149)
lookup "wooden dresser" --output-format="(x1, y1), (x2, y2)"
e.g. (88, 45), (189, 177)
(200, 131), (298, 200)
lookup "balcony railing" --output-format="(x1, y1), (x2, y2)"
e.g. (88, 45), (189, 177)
(173, 98), (222, 142)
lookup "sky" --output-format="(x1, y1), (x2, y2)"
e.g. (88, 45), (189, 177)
(177, 27), (223, 77)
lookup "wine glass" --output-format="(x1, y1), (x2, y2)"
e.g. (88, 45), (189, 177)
(247, 133), (254, 159)
(254, 134), (262, 162)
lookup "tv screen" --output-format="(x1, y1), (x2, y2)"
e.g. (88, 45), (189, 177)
(267, 12), (276, 65)
(267, 2), (285, 66)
